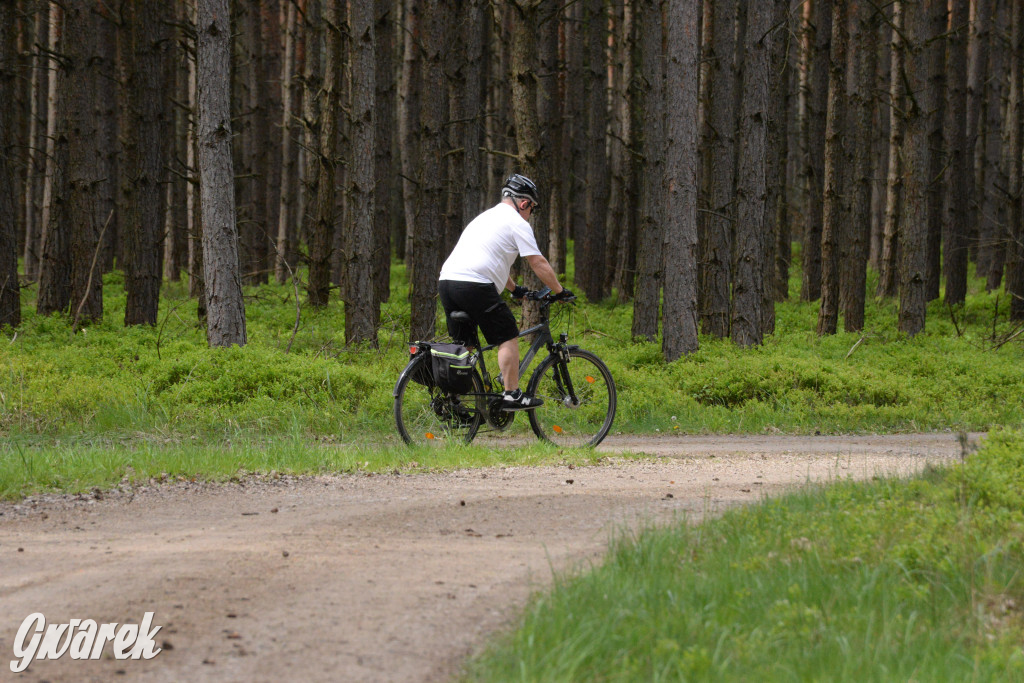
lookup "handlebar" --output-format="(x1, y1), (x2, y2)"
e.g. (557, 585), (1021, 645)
(524, 286), (576, 303)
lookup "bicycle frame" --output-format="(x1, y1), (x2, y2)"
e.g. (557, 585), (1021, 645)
(473, 319), (556, 394)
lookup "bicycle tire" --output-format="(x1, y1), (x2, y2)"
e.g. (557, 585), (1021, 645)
(394, 354), (484, 447)
(526, 348), (616, 447)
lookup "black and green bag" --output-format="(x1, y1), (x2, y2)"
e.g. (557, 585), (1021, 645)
(429, 343), (476, 394)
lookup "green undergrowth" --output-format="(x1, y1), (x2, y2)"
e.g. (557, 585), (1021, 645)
(465, 430), (1024, 681)
(0, 434), (614, 500)
(2, 261), (1022, 443)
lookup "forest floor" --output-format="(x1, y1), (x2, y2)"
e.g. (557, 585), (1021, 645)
(0, 433), (978, 682)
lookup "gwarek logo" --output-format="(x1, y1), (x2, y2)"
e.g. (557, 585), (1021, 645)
(10, 612), (163, 673)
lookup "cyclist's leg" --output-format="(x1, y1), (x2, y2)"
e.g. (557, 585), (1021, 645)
(497, 338), (520, 390)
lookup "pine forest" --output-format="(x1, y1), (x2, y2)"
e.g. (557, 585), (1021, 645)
(0, 0), (1022, 361)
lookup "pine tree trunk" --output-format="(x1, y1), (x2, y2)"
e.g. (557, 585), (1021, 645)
(67, 0), (107, 325)
(924, 0), (947, 301)
(700, 0), (737, 337)
(662, 0), (700, 360)
(372, 0), (396, 306)
(878, 1), (906, 299)
(562, 1), (585, 278)
(898, 0), (930, 335)
(308, 0), (341, 307)
(345, 0), (377, 344)
(817, 1), (848, 336)
(732, 0), (771, 347)
(274, 0), (299, 283)
(539, 0), (565, 281)
(843, 1), (880, 332)
(198, 0), (246, 346)
(762, 0), (789, 332)
(36, 2), (68, 315)
(578, 0), (609, 302)
(398, 0), (421, 264)
(981, 0), (1007, 290)
(123, 1), (171, 326)
(509, 0), (546, 328)
(409, 0), (448, 341)
(801, 0), (831, 302)
(21, 4), (46, 283)
(944, 0), (970, 305)
(186, 0), (204, 305)
(1007, 0), (1024, 321)
(0, 0), (20, 328)
(966, 0), (991, 272)
(631, 0), (665, 341)
(260, 0), (283, 286)
(300, 0), (322, 261)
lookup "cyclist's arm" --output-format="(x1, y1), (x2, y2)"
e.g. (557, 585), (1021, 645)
(525, 254), (564, 295)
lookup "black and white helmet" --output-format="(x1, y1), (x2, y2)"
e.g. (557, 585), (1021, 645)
(501, 173), (540, 207)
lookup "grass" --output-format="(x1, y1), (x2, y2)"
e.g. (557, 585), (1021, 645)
(464, 430), (1024, 681)
(0, 256), (1023, 497)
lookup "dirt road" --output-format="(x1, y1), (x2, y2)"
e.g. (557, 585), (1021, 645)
(0, 433), (977, 682)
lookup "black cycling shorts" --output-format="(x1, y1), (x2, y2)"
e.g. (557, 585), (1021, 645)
(438, 280), (519, 347)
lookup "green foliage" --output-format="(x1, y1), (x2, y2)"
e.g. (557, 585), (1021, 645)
(465, 432), (1024, 681)
(2, 263), (1023, 444)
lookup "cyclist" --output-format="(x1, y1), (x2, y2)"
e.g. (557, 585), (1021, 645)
(439, 173), (573, 411)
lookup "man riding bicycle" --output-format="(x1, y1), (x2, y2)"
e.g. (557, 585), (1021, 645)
(438, 174), (573, 411)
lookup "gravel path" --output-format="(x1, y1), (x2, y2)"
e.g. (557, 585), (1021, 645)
(0, 433), (978, 682)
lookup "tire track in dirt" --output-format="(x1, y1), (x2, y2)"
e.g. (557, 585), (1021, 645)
(0, 433), (977, 682)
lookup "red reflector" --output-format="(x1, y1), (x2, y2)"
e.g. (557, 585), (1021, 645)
(410, 345), (418, 354)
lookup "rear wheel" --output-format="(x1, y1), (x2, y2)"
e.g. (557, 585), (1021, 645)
(527, 348), (616, 447)
(394, 355), (483, 446)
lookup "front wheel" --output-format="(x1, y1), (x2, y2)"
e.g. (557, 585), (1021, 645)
(394, 355), (483, 447)
(527, 348), (616, 447)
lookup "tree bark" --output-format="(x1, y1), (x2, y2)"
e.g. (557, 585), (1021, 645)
(36, 2), (70, 316)
(409, 0), (448, 340)
(662, 0), (700, 360)
(632, 0), (665, 341)
(898, 0), (930, 336)
(397, 0), (421, 265)
(123, 1), (171, 326)
(801, 0), (831, 302)
(21, 3), (47, 283)
(345, 0), (377, 344)
(578, 0), (609, 302)
(308, 0), (341, 307)
(699, 0), (737, 337)
(1007, 0), (1024, 320)
(372, 0), (397, 306)
(197, 0), (246, 346)
(924, 0), (947, 301)
(966, 0), (991, 273)
(878, 1), (906, 299)
(817, 1), (849, 336)
(274, 0), (299, 283)
(944, 0), (970, 305)
(0, 0), (20, 327)
(843, 0), (880, 332)
(732, 0), (771, 347)
(300, 0), (322, 262)
(982, 0), (1008, 291)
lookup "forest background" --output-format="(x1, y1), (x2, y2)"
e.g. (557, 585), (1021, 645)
(1, 0), (1024, 473)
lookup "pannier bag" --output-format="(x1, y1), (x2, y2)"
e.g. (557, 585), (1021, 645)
(429, 343), (477, 394)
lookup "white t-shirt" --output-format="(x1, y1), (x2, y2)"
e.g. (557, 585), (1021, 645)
(439, 203), (542, 292)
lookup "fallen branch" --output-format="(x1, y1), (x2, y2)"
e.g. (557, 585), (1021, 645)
(71, 210), (114, 336)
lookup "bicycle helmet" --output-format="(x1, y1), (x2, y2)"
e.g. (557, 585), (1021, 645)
(501, 173), (540, 207)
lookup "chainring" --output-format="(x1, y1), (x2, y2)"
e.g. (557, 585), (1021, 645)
(486, 397), (515, 430)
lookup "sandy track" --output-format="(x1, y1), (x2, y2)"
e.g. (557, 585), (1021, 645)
(0, 433), (977, 682)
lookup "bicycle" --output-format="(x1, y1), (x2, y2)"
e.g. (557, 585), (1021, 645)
(393, 288), (616, 448)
